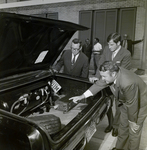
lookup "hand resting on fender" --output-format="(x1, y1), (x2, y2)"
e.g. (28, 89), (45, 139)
(89, 76), (99, 83)
(69, 94), (85, 104)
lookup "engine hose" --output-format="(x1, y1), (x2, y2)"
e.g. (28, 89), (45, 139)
(10, 100), (28, 115)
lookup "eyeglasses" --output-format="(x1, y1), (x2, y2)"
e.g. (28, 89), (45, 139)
(71, 47), (80, 51)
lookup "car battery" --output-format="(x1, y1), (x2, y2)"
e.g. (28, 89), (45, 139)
(28, 114), (61, 135)
(55, 94), (86, 113)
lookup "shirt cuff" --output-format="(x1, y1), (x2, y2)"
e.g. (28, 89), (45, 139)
(83, 90), (93, 98)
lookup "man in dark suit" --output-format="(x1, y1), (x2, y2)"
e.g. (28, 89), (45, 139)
(89, 33), (131, 136)
(54, 38), (89, 78)
(82, 38), (92, 62)
(121, 34), (143, 56)
(70, 61), (147, 150)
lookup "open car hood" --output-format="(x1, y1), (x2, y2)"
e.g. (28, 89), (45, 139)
(0, 12), (88, 79)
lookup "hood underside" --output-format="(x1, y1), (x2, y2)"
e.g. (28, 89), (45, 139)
(0, 12), (88, 79)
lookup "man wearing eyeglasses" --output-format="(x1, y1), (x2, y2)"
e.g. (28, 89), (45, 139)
(53, 38), (89, 78)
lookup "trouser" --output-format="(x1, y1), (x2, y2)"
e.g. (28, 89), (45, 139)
(113, 99), (121, 129)
(106, 96), (120, 129)
(93, 54), (101, 73)
(106, 94), (114, 127)
(115, 104), (144, 150)
(106, 107), (113, 127)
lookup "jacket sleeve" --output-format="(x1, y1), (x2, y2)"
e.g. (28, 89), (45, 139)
(81, 57), (89, 78)
(123, 83), (139, 123)
(121, 52), (132, 70)
(132, 39), (143, 45)
(54, 53), (64, 71)
(89, 79), (108, 95)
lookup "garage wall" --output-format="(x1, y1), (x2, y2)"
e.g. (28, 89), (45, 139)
(0, 0), (146, 68)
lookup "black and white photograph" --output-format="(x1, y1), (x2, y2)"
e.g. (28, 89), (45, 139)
(0, 0), (147, 150)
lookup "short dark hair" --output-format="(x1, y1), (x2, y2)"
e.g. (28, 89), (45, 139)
(72, 38), (82, 47)
(99, 61), (119, 72)
(107, 33), (121, 43)
(85, 38), (90, 42)
(95, 38), (99, 42)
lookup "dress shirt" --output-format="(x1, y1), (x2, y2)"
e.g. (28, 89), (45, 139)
(112, 46), (121, 60)
(71, 53), (79, 64)
(93, 43), (102, 51)
(83, 90), (93, 98)
(93, 43), (102, 54)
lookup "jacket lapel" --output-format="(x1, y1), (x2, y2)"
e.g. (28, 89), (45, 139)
(115, 69), (125, 101)
(113, 47), (123, 62)
(110, 83), (119, 99)
(71, 52), (81, 69)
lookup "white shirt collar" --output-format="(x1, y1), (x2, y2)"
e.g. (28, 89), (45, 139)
(113, 46), (121, 54)
(112, 46), (121, 60)
(72, 53), (79, 62)
(114, 79), (117, 84)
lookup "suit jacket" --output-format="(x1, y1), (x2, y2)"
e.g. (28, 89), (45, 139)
(54, 50), (89, 78)
(82, 43), (92, 61)
(96, 46), (131, 78)
(89, 67), (147, 125)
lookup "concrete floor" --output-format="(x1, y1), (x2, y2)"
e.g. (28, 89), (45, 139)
(84, 106), (147, 150)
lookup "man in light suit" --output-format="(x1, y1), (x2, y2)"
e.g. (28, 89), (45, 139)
(93, 33), (131, 80)
(70, 61), (147, 150)
(54, 38), (89, 78)
(90, 33), (131, 136)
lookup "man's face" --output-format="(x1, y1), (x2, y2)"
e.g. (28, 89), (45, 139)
(71, 42), (81, 55)
(100, 70), (116, 84)
(123, 35), (128, 40)
(85, 39), (90, 45)
(108, 39), (120, 52)
(94, 39), (97, 44)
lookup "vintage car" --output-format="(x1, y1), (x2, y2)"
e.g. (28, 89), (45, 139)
(0, 12), (112, 150)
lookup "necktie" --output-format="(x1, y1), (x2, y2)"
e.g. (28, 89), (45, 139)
(111, 83), (119, 99)
(112, 52), (115, 60)
(110, 84), (116, 94)
(72, 55), (76, 65)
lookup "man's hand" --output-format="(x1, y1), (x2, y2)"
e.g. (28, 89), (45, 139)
(69, 95), (85, 104)
(128, 120), (140, 133)
(89, 77), (99, 83)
